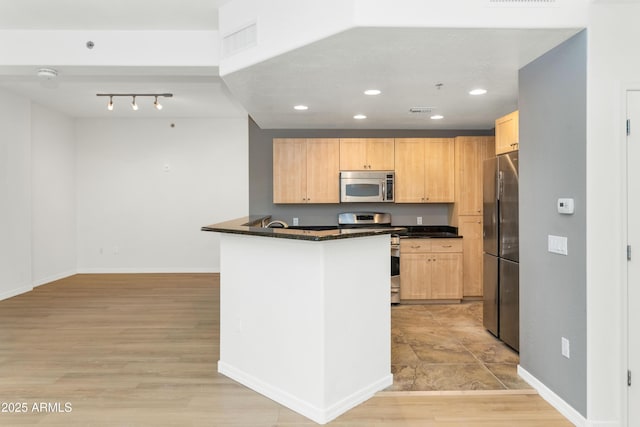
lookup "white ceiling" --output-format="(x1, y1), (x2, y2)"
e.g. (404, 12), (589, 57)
(0, 0), (230, 30)
(224, 27), (582, 129)
(0, 0), (582, 128)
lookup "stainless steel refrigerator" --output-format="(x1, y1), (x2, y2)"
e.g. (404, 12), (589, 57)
(483, 152), (519, 351)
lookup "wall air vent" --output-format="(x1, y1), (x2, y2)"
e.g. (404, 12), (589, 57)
(409, 107), (434, 114)
(222, 21), (257, 58)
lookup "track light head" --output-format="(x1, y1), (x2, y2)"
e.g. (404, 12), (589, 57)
(131, 96), (138, 111)
(154, 96), (163, 110)
(107, 96), (114, 111)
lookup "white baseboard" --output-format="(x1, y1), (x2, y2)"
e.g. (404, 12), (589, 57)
(76, 267), (219, 274)
(0, 284), (32, 301)
(32, 270), (77, 287)
(218, 360), (392, 425)
(518, 365), (587, 427)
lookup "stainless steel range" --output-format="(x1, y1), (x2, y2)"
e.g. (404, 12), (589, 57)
(338, 212), (400, 303)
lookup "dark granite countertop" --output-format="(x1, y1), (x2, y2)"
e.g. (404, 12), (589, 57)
(201, 216), (406, 242)
(395, 225), (461, 239)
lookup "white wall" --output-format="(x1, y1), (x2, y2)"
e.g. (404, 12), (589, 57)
(75, 117), (248, 273)
(587, 3), (640, 425)
(0, 89), (32, 299)
(31, 103), (77, 286)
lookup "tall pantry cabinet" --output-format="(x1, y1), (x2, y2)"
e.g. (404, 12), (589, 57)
(450, 136), (495, 297)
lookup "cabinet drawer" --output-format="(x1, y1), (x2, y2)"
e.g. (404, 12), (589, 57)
(430, 239), (462, 252)
(400, 239), (432, 253)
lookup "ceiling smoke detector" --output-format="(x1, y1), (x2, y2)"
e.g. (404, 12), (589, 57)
(409, 107), (434, 114)
(36, 68), (58, 79)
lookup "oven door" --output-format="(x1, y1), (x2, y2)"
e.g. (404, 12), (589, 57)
(391, 237), (400, 303)
(340, 178), (384, 202)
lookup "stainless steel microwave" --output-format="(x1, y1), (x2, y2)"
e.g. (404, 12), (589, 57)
(340, 171), (394, 203)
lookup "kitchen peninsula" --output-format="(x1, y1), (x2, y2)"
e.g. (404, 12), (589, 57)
(201, 216), (403, 425)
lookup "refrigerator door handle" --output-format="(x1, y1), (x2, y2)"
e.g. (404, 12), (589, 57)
(498, 170), (504, 200)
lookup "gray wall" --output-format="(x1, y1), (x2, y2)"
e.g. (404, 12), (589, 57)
(519, 31), (587, 415)
(248, 118), (493, 226)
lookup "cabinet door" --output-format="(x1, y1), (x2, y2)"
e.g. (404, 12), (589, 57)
(423, 138), (455, 202)
(367, 138), (395, 170)
(456, 136), (495, 215)
(430, 253), (463, 299)
(339, 138), (368, 170)
(400, 253), (430, 300)
(273, 139), (307, 203)
(458, 216), (484, 297)
(394, 138), (425, 202)
(306, 139), (340, 203)
(496, 110), (519, 155)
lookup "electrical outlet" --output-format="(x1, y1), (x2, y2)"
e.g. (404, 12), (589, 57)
(562, 337), (570, 358)
(293, 217), (299, 226)
(417, 216), (423, 225)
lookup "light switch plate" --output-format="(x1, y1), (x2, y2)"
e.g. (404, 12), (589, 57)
(548, 235), (568, 255)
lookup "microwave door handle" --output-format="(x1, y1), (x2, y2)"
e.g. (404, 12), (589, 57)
(381, 183), (386, 200)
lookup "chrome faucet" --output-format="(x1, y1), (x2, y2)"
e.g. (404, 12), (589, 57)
(264, 220), (289, 228)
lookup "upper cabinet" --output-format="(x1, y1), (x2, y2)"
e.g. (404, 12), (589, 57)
(395, 138), (455, 203)
(454, 136), (495, 216)
(339, 138), (394, 170)
(495, 110), (519, 155)
(273, 138), (340, 204)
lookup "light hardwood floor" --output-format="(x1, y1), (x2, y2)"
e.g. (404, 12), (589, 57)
(0, 274), (572, 426)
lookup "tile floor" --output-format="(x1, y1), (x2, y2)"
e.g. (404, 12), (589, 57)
(388, 301), (531, 391)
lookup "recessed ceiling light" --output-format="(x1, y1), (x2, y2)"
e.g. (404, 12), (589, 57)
(430, 115), (444, 120)
(469, 89), (487, 96)
(364, 89), (381, 96)
(294, 105), (308, 110)
(354, 114), (367, 120)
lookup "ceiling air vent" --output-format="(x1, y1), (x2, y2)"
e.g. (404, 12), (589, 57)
(488, 0), (557, 6)
(222, 21), (257, 58)
(409, 107), (434, 114)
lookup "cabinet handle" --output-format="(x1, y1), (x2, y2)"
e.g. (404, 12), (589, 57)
(441, 245), (452, 248)
(411, 245), (421, 249)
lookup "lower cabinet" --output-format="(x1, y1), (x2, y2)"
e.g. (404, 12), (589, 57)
(457, 216), (484, 297)
(400, 238), (463, 302)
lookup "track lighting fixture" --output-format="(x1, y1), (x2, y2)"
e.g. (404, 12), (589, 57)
(96, 93), (173, 111)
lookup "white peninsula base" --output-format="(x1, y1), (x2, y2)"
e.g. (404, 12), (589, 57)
(217, 232), (392, 424)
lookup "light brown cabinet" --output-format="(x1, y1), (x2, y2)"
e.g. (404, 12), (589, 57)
(273, 138), (340, 204)
(457, 216), (484, 297)
(395, 138), (455, 203)
(400, 238), (463, 301)
(339, 138), (394, 170)
(453, 136), (495, 216)
(495, 110), (519, 155)
(450, 136), (495, 298)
